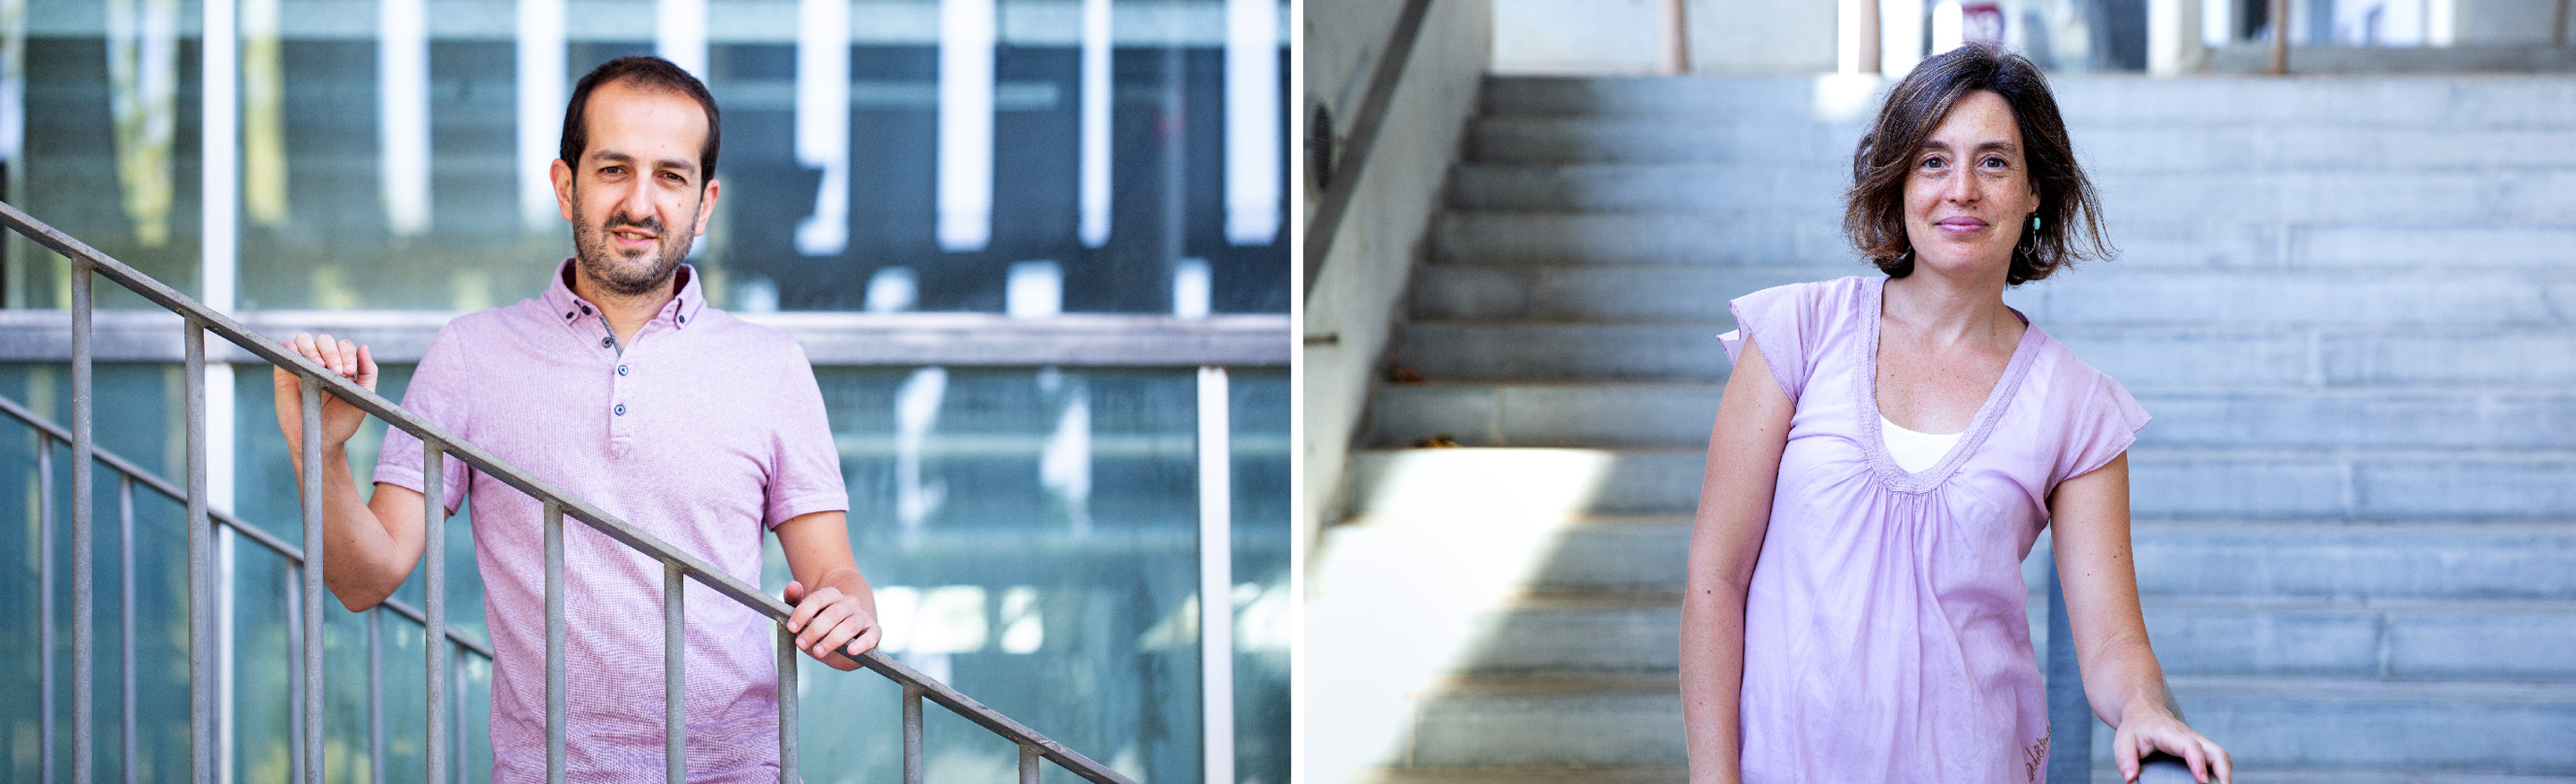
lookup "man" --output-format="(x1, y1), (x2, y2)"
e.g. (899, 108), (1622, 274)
(272, 55), (879, 782)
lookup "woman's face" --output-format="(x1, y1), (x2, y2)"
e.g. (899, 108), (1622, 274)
(1902, 89), (2043, 280)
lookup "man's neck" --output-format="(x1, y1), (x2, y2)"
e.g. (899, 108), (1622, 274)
(571, 270), (681, 347)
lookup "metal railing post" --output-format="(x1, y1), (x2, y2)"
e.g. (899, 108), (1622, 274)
(73, 259), (95, 784)
(902, 684), (924, 784)
(185, 320), (214, 784)
(299, 377), (326, 784)
(665, 561), (685, 782)
(119, 474), (137, 784)
(369, 607), (386, 784)
(776, 623), (799, 784)
(425, 443), (448, 784)
(285, 564), (304, 784)
(545, 499), (567, 784)
(37, 431), (54, 784)
(1021, 744), (1040, 784)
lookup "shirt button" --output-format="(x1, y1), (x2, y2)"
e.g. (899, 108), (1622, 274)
(677, 314), (687, 324)
(600, 337), (612, 348)
(614, 404), (626, 416)
(564, 311), (573, 320)
(617, 364), (629, 376)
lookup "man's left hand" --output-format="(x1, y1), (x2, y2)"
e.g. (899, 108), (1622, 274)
(783, 579), (880, 671)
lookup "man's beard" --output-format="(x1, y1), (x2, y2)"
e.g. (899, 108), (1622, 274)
(571, 195), (697, 297)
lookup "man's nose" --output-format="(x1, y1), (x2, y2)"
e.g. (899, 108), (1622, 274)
(621, 178), (657, 226)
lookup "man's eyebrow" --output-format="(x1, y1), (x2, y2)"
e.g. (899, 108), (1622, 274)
(589, 149), (699, 178)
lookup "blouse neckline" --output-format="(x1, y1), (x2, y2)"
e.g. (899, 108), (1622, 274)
(1855, 275), (2046, 492)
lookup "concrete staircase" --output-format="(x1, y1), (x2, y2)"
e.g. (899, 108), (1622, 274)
(1314, 74), (2576, 783)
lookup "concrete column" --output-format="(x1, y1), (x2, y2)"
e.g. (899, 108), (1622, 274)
(2149, 0), (2206, 74)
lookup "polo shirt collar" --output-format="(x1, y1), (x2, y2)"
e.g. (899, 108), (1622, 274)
(542, 258), (709, 331)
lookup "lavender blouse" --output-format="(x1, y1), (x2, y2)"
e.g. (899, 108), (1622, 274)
(1716, 276), (2148, 783)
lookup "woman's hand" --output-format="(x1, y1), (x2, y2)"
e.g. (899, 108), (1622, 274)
(272, 333), (377, 467)
(2112, 703), (2232, 784)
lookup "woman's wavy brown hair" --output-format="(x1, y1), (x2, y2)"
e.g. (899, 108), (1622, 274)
(1844, 43), (2110, 285)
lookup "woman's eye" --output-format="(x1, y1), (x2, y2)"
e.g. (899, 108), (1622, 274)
(1920, 156), (1945, 171)
(1981, 157), (2007, 169)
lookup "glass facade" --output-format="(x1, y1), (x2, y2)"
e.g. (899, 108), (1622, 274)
(0, 0), (1289, 782)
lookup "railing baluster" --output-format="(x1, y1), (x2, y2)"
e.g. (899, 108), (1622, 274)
(73, 259), (95, 784)
(119, 473), (136, 784)
(37, 432), (53, 784)
(298, 377), (326, 784)
(185, 320), (213, 784)
(369, 607), (386, 784)
(1021, 744), (1039, 784)
(776, 621), (799, 784)
(425, 442), (447, 784)
(902, 684), (923, 784)
(665, 561), (684, 783)
(285, 563), (303, 784)
(545, 499), (566, 784)
(452, 642), (468, 784)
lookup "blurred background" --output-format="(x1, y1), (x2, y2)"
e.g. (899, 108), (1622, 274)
(1307, 0), (2576, 782)
(0, 0), (1290, 782)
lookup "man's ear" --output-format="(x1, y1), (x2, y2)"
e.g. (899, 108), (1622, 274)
(692, 178), (720, 237)
(551, 158), (577, 224)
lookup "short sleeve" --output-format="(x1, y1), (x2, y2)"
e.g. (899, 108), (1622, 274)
(1718, 282), (1820, 403)
(376, 326), (474, 516)
(761, 342), (850, 529)
(2057, 371), (2152, 485)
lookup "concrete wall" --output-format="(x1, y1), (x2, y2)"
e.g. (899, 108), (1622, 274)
(1302, 0), (1493, 550)
(1492, 0), (1837, 74)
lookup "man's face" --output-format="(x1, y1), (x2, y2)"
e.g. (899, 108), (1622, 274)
(551, 81), (719, 297)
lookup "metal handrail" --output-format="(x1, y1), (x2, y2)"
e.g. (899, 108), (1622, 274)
(1, 199), (1137, 784)
(1300, 0), (1436, 299)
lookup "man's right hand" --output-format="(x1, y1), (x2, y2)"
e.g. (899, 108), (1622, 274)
(273, 333), (378, 464)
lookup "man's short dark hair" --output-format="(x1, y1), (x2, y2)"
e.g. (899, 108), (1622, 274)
(1844, 43), (2109, 285)
(559, 55), (723, 181)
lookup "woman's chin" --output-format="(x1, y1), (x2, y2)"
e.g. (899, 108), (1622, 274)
(1909, 249), (2013, 279)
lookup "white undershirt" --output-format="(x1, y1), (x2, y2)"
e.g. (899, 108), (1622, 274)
(1880, 414), (1962, 473)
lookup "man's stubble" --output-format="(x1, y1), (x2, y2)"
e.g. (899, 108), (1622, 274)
(569, 187), (699, 298)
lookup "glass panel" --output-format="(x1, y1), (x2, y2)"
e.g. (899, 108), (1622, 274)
(7, 0), (208, 311)
(208, 0), (1287, 314)
(1229, 368), (1287, 784)
(783, 366), (1203, 783)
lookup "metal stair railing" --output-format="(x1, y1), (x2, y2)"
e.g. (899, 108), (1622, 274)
(1, 199), (1139, 784)
(0, 389), (499, 784)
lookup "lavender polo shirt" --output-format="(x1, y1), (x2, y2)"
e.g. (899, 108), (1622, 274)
(377, 260), (847, 783)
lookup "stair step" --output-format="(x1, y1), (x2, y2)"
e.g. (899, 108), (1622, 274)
(1365, 768), (1688, 784)
(2163, 677), (2576, 774)
(1469, 115), (2576, 170)
(1480, 74), (2576, 127)
(1434, 211), (2576, 269)
(1350, 447), (2576, 519)
(1368, 382), (2576, 451)
(1449, 164), (2576, 223)
(1417, 265), (2576, 328)
(1401, 674), (2576, 771)
(1392, 321), (2576, 388)
(1452, 590), (2576, 681)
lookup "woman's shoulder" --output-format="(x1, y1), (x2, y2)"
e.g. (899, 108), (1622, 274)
(1733, 275), (1877, 327)
(2021, 323), (2148, 424)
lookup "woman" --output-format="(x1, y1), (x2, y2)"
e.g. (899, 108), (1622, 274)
(1678, 44), (2233, 784)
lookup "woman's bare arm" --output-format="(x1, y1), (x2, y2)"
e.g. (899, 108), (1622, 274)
(1682, 337), (1795, 784)
(2050, 453), (2233, 784)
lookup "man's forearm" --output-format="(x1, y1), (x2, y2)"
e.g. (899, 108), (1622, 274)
(294, 445), (419, 611)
